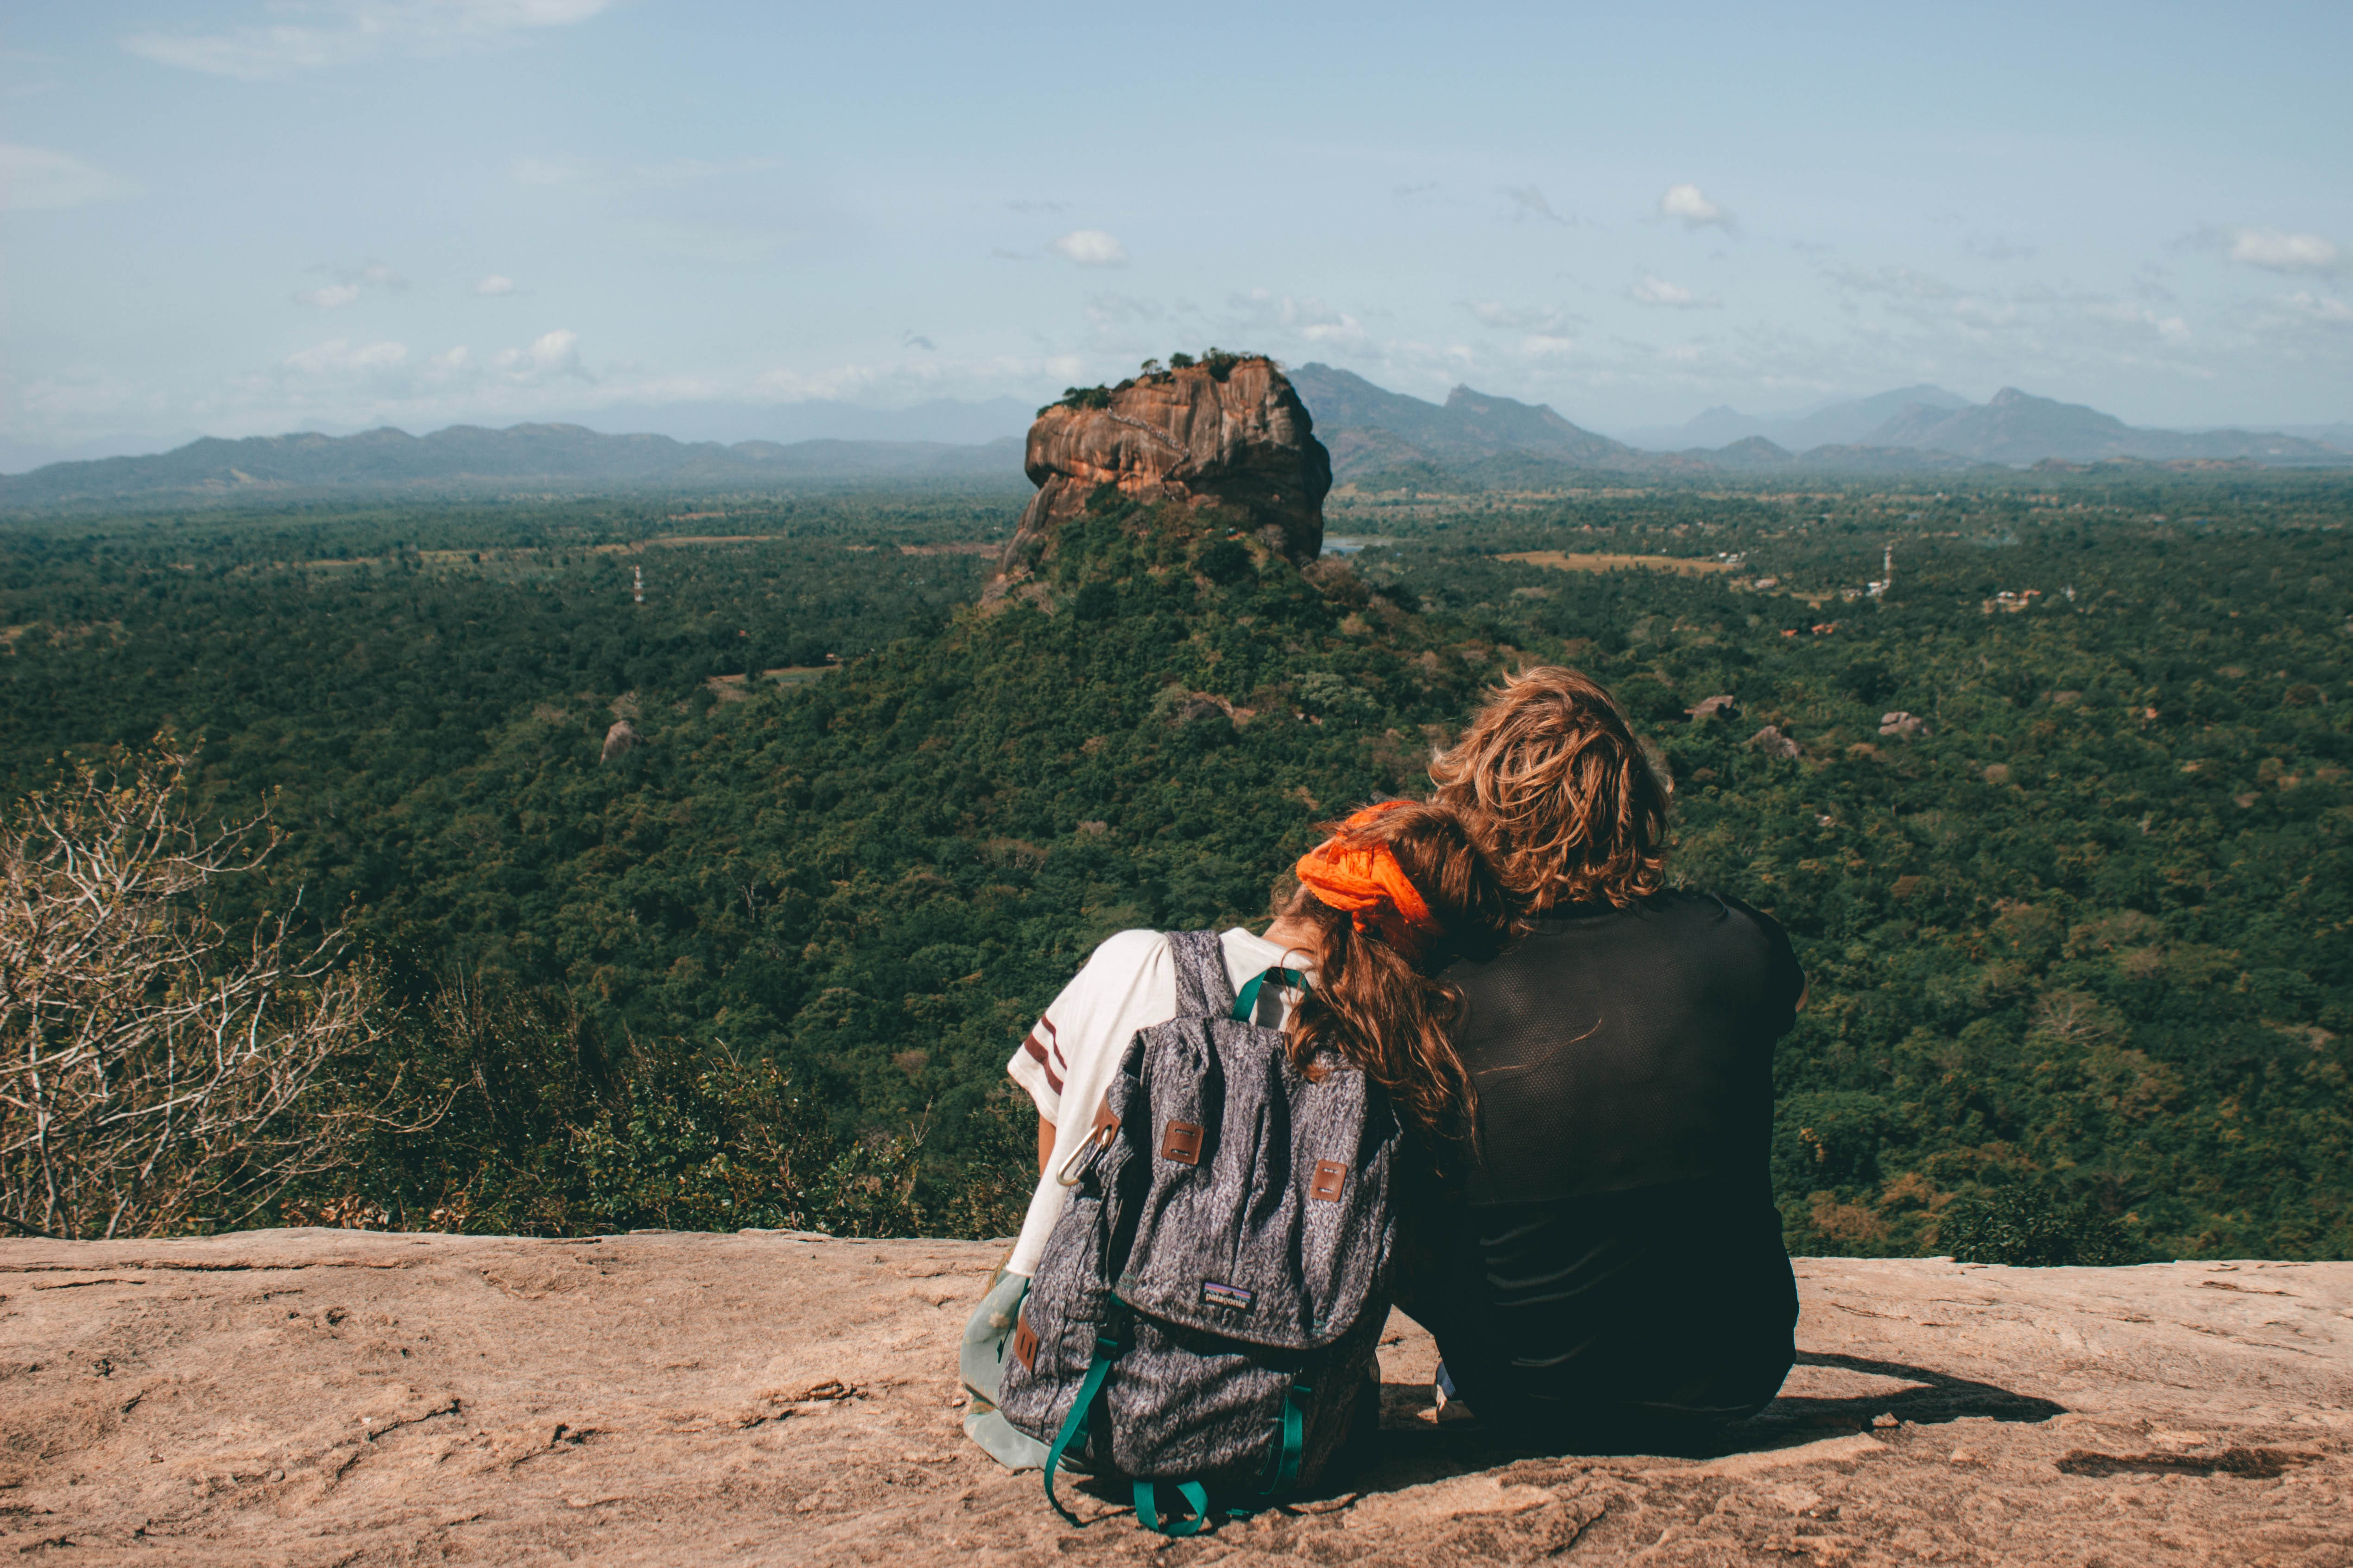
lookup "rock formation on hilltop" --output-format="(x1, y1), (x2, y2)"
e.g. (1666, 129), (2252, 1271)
(990, 356), (1330, 601)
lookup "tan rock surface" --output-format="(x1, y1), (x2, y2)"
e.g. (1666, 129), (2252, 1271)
(2, 1231), (2347, 1565)
(995, 359), (1330, 599)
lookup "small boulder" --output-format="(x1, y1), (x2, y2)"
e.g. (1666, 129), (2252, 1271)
(1747, 725), (1802, 760)
(1879, 711), (1929, 739)
(601, 720), (642, 763)
(1686, 694), (1739, 722)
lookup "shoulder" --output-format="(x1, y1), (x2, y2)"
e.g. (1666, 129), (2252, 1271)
(1085, 929), (1172, 973)
(1055, 929), (1174, 1000)
(1642, 887), (1778, 932)
(1700, 891), (1790, 943)
(1658, 890), (1803, 998)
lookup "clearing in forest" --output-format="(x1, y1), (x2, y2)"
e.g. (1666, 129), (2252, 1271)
(1499, 550), (1738, 576)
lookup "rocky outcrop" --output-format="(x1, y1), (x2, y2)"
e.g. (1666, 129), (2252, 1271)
(1685, 694), (1738, 722)
(4, 1231), (2347, 1564)
(600, 720), (641, 763)
(992, 358), (1330, 600)
(1879, 711), (1929, 739)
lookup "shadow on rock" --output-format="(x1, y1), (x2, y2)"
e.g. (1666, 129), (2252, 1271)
(1727, 1351), (2067, 1446)
(1028, 1353), (2071, 1523)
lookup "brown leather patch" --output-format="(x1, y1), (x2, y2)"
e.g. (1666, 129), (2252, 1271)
(1089, 1093), (1120, 1142)
(1010, 1310), (1038, 1372)
(1161, 1120), (1203, 1165)
(1309, 1160), (1347, 1202)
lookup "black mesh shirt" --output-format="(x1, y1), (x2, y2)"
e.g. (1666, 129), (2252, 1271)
(1396, 891), (1806, 1442)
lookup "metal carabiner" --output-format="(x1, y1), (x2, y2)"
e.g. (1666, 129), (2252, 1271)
(1055, 1100), (1121, 1187)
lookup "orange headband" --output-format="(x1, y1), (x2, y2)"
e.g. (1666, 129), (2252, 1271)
(1294, 800), (1442, 953)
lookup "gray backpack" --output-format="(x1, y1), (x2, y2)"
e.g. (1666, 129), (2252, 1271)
(997, 930), (1401, 1535)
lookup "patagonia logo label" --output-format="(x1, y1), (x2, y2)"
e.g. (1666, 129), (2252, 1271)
(1200, 1280), (1255, 1312)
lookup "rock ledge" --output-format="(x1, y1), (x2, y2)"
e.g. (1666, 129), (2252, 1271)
(2, 1232), (2346, 1565)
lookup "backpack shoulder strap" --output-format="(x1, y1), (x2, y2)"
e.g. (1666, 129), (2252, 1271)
(1165, 929), (1235, 1020)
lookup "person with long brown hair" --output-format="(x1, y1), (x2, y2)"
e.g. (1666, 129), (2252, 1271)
(958, 797), (1511, 1471)
(1268, 798), (1512, 1155)
(1409, 664), (1808, 1452)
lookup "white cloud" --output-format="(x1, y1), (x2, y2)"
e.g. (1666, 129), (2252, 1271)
(1463, 300), (1573, 333)
(2225, 227), (2344, 274)
(282, 338), (410, 379)
(625, 218), (783, 264)
(2282, 291), (2353, 326)
(1503, 185), (1570, 225)
(1963, 234), (2038, 262)
(123, 0), (616, 81)
(474, 274), (517, 296)
(1049, 229), (1128, 267)
(0, 143), (140, 211)
(2084, 301), (2192, 342)
(1629, 275), (1717, 309)
(510, 154), (774, 195)
(291, 261), (405, 307)
(492, 328), (587, 382)
(1657, 183), (1735, 231)
(1225, 289), (1368, 348)
(1828, 264), (1957, 301)
(1084, 292), (1164, 325)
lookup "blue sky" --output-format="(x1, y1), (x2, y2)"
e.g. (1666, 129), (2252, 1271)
(4, 0), (2348, 460)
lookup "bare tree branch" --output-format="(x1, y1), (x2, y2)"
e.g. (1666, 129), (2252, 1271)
(0, 740), (418, 1240)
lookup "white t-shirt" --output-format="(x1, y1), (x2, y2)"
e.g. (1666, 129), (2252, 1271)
(1003, 926), (1310, 1277)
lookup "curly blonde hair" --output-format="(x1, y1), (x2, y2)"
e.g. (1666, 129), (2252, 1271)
(1428, 666), (1670, 913)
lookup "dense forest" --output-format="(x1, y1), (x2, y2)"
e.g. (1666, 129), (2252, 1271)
(3, 469), (2347, 1258)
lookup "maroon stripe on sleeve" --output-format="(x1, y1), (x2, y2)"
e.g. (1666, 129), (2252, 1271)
(1022, 1030), (1064, 1094)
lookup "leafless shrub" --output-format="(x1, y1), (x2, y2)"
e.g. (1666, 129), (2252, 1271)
(0, 742), (421, 1239)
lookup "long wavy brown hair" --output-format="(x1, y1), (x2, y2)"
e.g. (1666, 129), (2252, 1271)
(1429, 665), (1670, 914)
(1277, 800), (1512, 1153)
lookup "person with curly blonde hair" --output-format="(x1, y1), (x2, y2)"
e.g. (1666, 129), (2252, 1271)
(1408, 665), (1809, 1452)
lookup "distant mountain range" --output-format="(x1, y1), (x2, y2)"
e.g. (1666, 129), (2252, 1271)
(1620, 385), (1976, 452)
(0, 424), (1027, 508)
(4, 372), (2342, 511)
(1616, 385), (2346, 467)
(1288, 366), (2347, 485)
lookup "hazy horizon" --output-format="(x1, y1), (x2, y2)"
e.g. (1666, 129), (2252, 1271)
(6, 1), (2347, 465)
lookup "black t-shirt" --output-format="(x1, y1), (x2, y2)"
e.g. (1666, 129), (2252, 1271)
(1398, 891), (1806, 1432)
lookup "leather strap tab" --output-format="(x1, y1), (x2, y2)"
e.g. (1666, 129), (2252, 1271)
(1160, 1120), (1203, 1165)
(1010, 1310), (1039, 1371)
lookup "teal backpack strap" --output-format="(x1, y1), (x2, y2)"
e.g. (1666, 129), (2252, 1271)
(1231, 967), (1309, 1023)
(1042, 1327), (1123, 1527)
(1259, 1379), (1313, 1497)
(1133, 1479), (1212, 1536)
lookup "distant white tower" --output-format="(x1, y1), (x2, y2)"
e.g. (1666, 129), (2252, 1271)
(1866, 540), (1896, 598)
(633, 564), (644, 605)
